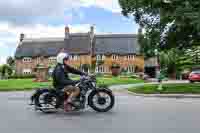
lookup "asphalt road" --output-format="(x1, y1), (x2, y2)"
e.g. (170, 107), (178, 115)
(1, 91), (200, 133)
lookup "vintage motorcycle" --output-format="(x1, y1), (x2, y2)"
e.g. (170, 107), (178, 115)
(30, 75), (115, 113)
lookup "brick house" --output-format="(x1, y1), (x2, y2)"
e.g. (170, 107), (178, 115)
(15, 26), (144, 75)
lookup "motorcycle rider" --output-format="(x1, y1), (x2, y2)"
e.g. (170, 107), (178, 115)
(52, 52), (87, 107)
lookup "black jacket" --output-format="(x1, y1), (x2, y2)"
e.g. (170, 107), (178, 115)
(52, 63), (85, 89)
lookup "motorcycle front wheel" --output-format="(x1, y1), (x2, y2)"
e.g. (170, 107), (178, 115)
(88, 89), (115, 112)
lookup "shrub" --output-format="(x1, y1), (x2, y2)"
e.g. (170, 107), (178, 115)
(98, 84), (109, 88)
(103, 74), (112, 78)
(95, 73), (104, 77)
(0, 64), (13, 77)
(130, 75), (139, 79)
(111, 63), (120, 69)
(8, 74), (36, 79)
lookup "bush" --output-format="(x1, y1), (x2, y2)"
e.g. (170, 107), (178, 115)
(103, 74), (113, 78)
(95, 73), (104, 77)
(120, 68), (128, 75)
(0, 64), (13, 77)
(111, 63), (120, 69)
(8, 74), (36, 79)
(130, 75), (139, 79)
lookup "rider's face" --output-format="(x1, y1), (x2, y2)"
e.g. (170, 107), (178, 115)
(63, 59), (69, 65)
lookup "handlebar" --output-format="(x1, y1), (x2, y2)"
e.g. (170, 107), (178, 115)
(80, 74), (96, 81)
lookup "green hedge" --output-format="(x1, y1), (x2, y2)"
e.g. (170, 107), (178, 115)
(8, 74), (36, 79)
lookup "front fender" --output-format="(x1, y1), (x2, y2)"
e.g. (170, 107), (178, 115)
(97, 87), (113, 93)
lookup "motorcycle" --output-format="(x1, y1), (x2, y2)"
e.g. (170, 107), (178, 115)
(30, 75), (115, 113)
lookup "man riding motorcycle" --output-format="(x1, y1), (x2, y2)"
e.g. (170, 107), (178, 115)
(52, 52), (87, 107)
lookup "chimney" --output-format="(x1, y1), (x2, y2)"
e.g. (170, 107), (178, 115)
(20, 33), (25, 42)
(89, 25), (95, 56)
(65, 26), (70, 39)
(89, 25), (94, 40)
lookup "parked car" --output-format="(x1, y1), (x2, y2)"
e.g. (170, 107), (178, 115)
(188, 70), (200, 83)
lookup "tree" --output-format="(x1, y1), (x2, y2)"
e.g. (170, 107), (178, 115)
(159, 49), (179, 78)
(0, 65), (2, 77)
(0, 64), (13, 78)
(158, 48), (198, 78)
(185, 46), (200, 65)
(138, 27), (158, 58)
(6, 56), (15, 67)
(119, 0), (200, 50)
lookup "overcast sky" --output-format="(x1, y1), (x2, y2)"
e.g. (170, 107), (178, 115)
(0, 0), (138, 64)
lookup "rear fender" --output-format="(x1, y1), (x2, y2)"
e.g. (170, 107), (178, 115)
(30, 88), (50, 103)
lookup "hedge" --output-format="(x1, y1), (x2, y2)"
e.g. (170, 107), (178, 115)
(8, 74), (36, 79)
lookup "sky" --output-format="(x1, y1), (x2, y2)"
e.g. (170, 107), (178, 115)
(0, 0), (139, 64)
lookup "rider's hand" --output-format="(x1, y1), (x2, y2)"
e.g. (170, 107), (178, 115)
(73, 80), (80, 85)
(82, 72), (88, 76)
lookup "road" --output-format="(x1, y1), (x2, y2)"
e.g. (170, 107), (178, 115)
(0, 91), (200, 133)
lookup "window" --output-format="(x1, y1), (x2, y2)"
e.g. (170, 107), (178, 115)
(96, 66), (105, 73)
(126, 55), (135, 60)
(96, 54), (104, 60)
(104, 66), (108, 73)
(70, 55), (79, 60)
(23, 69), (32, 74)
(23, 57), (32, 63)
(127, 66), (135, 73)
(69, 55), (72, 60)
(75, 55), (79, 60)
(36, 57), (40, 64)
(48, 57), (56, 62)
(112, 55), (118, 60)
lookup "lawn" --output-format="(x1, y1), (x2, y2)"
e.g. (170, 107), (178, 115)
(0, 77), (144, 91)
(128, 83), (200, 94)
(0, 79), (52, 91)
(96, 77), (144, 86)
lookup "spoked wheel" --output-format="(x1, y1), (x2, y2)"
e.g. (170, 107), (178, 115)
(34, 92), (58, 113)
(88, 89), (115, 112)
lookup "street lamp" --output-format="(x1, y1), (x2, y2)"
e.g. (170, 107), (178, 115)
(154, 48), (163, 91)
(154, 49), (160, 79)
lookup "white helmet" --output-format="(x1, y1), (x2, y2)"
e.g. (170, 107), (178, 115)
(56, 52), (69, 64)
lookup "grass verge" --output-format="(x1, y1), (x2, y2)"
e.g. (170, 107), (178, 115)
(0, 77), (144, 91)
(128, 83), (200, 94)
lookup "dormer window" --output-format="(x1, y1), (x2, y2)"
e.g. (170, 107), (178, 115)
(112, 54), (119, 60)
(96, 54), (104, 60)
(126, 55), (134, 60)
(23, 57), (32, 63)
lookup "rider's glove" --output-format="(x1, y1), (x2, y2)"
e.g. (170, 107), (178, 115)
(72, 80), (80, 85)
(82, 72), (88, 76)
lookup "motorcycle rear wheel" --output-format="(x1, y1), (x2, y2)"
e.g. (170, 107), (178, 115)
(34, 92), (58, 113)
